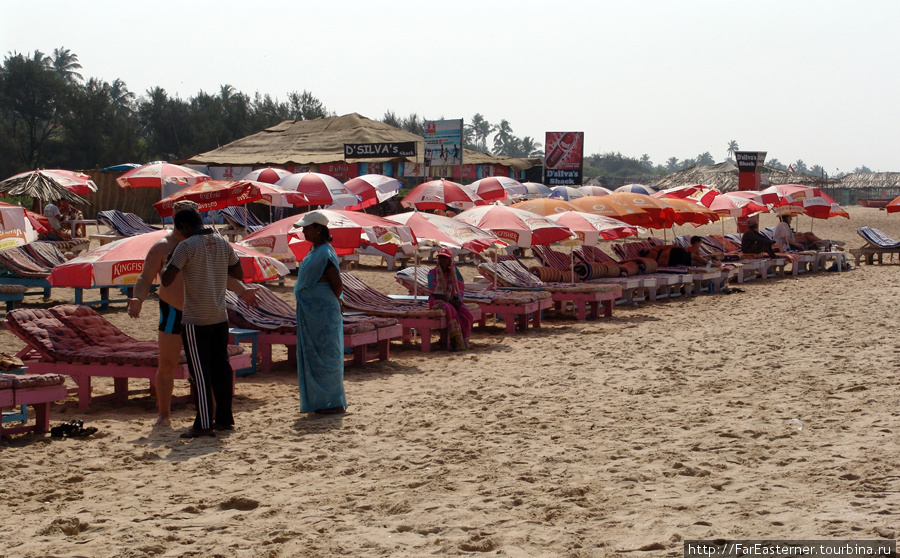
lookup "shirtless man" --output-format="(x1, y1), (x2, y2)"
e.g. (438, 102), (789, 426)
(127, 201), (257, 426)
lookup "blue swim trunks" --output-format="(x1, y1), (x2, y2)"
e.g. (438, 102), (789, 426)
(158, 300), (183, 335)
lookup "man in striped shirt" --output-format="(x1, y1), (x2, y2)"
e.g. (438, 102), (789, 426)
(162, 208), (243, 439)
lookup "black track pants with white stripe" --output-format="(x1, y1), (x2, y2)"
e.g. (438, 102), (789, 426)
(181, 322), (234, 430)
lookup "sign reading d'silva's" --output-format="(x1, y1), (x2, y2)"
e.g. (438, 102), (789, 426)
(344, 142), (417, 158)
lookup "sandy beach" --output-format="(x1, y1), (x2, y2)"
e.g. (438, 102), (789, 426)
(1, 206), (899, 557)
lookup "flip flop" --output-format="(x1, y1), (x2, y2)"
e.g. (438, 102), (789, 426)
(180, 427), (216, 439)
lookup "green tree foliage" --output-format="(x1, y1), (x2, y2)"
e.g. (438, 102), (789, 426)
(767, 158), (787, 170)
(696, 152), (715, 165)
(0, 49), (68, 169)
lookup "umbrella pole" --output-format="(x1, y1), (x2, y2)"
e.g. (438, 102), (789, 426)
(493, 249), (497, 290)
(570, 246), (575, 285)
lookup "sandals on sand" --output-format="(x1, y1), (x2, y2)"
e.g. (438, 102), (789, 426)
(50, 420), (98, 438)
(180, 427), (216, 439)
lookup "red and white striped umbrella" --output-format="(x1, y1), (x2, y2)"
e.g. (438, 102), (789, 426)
(400, 179), (484, 210)
(385, 211), (505, 254)
(761, 183), (817, 204)
(154, 180), (262, 218)
(725, 190), (780, 207)
(548, 211), (638, 245)
(578, 185), (614, 197)
(275, 172), (358, 208)
(469, 177), (527, 201)
(287, 209), (417, 261)
(707, 192), (769, 218)
(116, 162), (211, 189)
(652, 184), (717, 206)
(343, 174), (401, 210)
(4, 169), (97, 195)
(252, 182), (309, 207)
(800, 195), (849, 219)
(455, 205), (575, 248)
(48, 230), (288, 288)
(240, 167), (292, 184)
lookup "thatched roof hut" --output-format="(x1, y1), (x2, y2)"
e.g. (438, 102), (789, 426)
(837, 172), (900, 190)
(651, 161), (840, 192)
(184, 112), (538, 172)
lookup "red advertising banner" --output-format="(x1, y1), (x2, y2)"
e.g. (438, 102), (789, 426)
(318, 163), (359, 180)
(460, 165), (478, 179)
(544, 132), (584, 186)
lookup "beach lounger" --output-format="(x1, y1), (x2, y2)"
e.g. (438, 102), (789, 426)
(476, 258), (620, 320)
(219, 206), (267, 241)
(0, 244), (59, 298)
(340, 272), (482, 352)
(6, 305), (249, 409)
(0, 371), (68, 439)
(849, 226), (900, 265)
(395, 266), (553, 334)
(92, 210), (161, 245)
(224, 287), (404, 370)
(565, 245), (689, 302)
(611, 240), (733, 293)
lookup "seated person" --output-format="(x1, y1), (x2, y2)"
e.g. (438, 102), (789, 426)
(40, 199), (72, 241)
(58, 200), (85, 237)
(639, 244), (692, 267)
(774, 214), (827, 251)
(427, 248), (473, 352)
(43, 199), (62, 229)
(741, 221), (777, 258)
(687, 236), (722, 267)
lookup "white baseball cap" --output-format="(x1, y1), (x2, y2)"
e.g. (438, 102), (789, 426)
(294, 211), (330, 228)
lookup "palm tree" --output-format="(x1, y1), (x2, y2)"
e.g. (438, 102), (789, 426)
(665, 157), (680, 173)
(470, 113), (494, 152)
(520, 136), (543, 157)
(108, 79), (135, 114)
(640, 154), (652, 170)
(766, 158), (786, 171)
(696, 152), (715, 165)
(492, 119), (514, 154)
(50, 47), (83, 83)
(726, 140), (739, 161)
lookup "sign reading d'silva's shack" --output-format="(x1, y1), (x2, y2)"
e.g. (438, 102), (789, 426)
(344, 142), (417, 158)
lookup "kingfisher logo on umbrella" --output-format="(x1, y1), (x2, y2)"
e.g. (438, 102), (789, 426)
(245, 237), (276, 253)
(494, 230), (520, 243)
(112, 261), (143, 284)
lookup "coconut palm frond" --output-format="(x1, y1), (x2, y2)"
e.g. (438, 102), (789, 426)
(0, 173), (89, 205)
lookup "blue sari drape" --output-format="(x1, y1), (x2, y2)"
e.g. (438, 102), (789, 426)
(293, 243), (346, 413)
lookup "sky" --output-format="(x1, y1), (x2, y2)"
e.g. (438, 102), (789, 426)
(2, 0), (898, 174)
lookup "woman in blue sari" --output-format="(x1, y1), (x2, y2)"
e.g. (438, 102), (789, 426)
(293, 211), (346, 415)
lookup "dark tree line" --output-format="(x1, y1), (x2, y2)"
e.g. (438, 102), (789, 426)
(0, 48), (330, 178)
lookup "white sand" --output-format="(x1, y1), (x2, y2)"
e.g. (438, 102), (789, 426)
(1, 207), (898, 557)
